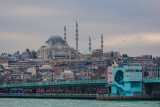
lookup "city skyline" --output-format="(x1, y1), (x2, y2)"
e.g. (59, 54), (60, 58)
(0, 0), (160, 56)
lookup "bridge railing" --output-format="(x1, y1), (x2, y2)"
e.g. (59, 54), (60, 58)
(0, 93), (97, 97)
(143, 77), (160, 83)
(143, 77), (160, 80)
(0, 79), (107, 88)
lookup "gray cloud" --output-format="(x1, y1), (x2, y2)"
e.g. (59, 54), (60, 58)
(0, 0), (160, 56)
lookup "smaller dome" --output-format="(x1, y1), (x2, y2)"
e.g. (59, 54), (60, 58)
(63, 70), (74, 79)
(22, 51), (29, 54)
(40, 65), (53, 70)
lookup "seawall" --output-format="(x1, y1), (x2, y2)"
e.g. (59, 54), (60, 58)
(96, 96), (160, 101)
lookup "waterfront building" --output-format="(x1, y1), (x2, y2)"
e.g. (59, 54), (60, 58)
(108, 65), (142, 96)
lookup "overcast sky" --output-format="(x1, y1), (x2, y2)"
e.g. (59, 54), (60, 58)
(0, 0), (160, 56)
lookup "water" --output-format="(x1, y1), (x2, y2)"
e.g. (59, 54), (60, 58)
(0, 98), (159, 107)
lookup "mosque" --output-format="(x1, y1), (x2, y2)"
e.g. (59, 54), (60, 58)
(37, 22), (79, 61)
(36, 22), (104, 61)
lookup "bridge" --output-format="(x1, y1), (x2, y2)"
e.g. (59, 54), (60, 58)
(0, 78), (160, 98)
(0, 78), (160, 89)
(0, 79), (108, 88)
(142, 77), (160, 96)
(143, 77), (160, 83)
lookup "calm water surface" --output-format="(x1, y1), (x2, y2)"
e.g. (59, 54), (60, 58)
(0, 98), (160, 107)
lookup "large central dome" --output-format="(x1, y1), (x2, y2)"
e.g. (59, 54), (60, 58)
(46, 35), (65, 45)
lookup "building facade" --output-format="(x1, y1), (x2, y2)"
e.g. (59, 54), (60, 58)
(37, 35), (76, 61)
(108, 66), (142, 96)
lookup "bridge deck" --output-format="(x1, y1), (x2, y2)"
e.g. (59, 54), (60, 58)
(0, 79), (107, 88)
(1, 78), (159, 89)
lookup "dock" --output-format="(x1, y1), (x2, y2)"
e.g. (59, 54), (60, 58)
(0, 93), (96, 99)
(96, 95), (160, 101)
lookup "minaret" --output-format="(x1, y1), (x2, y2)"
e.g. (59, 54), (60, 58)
(64, 25), (67, 42)
(75, 21), (78, 56)
(89, 36), (91, 53)
(101, 34), (103, 53)
(48, 48), (52, 64)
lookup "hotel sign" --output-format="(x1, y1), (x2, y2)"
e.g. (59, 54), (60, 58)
(107, 66), (114, 84)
